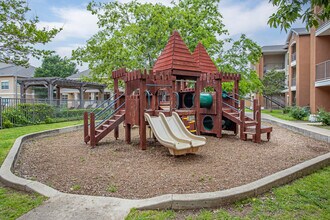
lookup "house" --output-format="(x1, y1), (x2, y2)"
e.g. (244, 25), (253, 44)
(0, 62), (35, 99)
(256, 21), (330, 113)
(64, 69), (112, 102)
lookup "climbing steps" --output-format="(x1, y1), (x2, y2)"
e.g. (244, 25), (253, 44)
(84, 94), (126, 147)
(222, 99), (272, 143)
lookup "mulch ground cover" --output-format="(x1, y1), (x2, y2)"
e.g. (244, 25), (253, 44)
(14, 123), (329, 199)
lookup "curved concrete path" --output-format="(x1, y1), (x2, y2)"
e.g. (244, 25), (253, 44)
(1, 117), (329, 220)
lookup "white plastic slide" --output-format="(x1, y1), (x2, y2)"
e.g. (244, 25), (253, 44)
(160, 112), (206, 147)
(144, 113), (206, 155)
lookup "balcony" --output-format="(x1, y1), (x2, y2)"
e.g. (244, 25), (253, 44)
(315, 60), (330, 87)
(291, 77), (296, 87)
(291, 53), (296, 66)
(263, 63), (285, 73)
(316, 19), (330, 36)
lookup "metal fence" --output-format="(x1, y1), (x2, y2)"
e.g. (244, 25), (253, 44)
(0, 97), (104, 129)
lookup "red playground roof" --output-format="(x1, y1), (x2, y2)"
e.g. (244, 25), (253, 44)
(153, 31), (200, 73)
(192, 42), (218, 73)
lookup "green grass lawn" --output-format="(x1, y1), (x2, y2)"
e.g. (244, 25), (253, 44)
(312, 125), (330, 130)
(261, 109), (299, 121)
(0, 121), (82, 220)
(126, 166), (330, 220)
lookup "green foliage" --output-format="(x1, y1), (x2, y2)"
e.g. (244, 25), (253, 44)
(107, 184), (117, 193)
(2, 120), (13, 128)
(73, 0), (262, 95)
(268, 0), (330, 31)
(317, 108), (330, 125)
(218, 34), (263, 95)
(289, 106), (310, 120)
(1, 104), (88, 128)
(126, 208), (176, 220)
(0, 0), (61, 67)
(262, 69), (286, 97)
(282, 106), (292, 114)
(44, 116), (54, 124)
(34, 54), (78, 78)
(0, 186), (46, 220)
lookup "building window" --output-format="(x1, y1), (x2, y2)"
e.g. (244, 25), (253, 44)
(1, 81), (9, 90)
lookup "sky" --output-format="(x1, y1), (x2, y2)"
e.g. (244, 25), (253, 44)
(27, 0), (304, 71)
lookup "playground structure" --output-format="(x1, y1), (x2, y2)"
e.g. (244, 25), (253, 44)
(83, 31), (272, 155)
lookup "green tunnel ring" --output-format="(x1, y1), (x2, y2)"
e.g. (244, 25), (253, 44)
(203, 115), (214, 131)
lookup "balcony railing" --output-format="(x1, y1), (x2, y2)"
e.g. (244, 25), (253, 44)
(291, 53), (296, 62)
(263, 63), (285, 73)
(316, 60), (330, 82)
(291, 77), (296, 87)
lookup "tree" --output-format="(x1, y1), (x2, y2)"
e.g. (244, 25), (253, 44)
(73, 0), (262, 94)
(268, 0), (330, 31)
(35, 55), (78, 78)
(0, 0), (61, 67)
(262, 69), (286, 111)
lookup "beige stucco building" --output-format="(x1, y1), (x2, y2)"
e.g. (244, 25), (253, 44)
(0, 63), (35, 99)
(256, 23), (330, 113)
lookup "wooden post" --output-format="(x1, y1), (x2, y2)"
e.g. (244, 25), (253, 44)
(253, 99), (258, 121)
(84, 112), (89, 144)
(255, 103), (262, 143)
(240, 99), (245, 140)
(79, 87), (84, 109)
(216, 76), (222, 138)
(125, 123), (131, 144)
(56, 87), (61, 107)
(139, 75), (147, 150)
(114, 78), (119, 140)
(90, 112), (96, 147)
(195, 78), (201, 135)
(48, 83), (54, 105)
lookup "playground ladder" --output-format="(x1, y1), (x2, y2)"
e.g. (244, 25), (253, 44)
(84, 94), (126, 147)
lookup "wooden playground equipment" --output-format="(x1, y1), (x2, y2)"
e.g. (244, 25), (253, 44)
(84, 31), (272, 155)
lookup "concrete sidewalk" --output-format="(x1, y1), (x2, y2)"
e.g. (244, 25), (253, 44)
(257, 113), (330, 143)
(18, 194), (136, 220)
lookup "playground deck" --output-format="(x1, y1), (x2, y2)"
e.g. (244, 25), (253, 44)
(14, 124), (329, 199)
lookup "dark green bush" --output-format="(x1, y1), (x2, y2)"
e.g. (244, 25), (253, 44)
(317, 109), (330, 125)
(18, 103), (54, 123)
(44, 116), (54, 124)
(289, 106), (310, 120)
(3, 119), (13, 128)
(282, 106), (291, 114)
(2, 108), (29, 126)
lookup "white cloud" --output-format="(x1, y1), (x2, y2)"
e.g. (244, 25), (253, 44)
(220, 1), (277, 36)
(37, 7), (99, 41)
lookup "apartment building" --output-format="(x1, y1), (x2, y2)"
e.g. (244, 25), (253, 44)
(256, 24), (330, 113)
(0, 62), (35, 99)
(255, 45), (287, 108)
(65, 69), (112, 101)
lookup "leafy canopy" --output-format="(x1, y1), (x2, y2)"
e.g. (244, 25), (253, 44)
(0, 0), (61, 67)
(262, 69), (286, 97)
(268, 0), (330, 31)
(34, 55), (78, 78)
(73, 0), (262, 95)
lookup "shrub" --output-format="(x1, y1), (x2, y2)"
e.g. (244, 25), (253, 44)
(282, 106), (291, 114)
(3, 119), (13, 128)
(44, 116), (54, 124)
(2, 107), (29, 126)
(317, 109), (330, 125)
(289, 106), (310, 120)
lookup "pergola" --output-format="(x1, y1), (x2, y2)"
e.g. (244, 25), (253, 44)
(18, 77), (107, 107)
